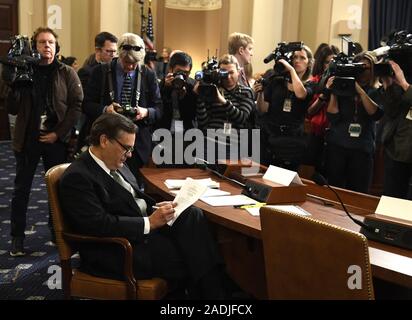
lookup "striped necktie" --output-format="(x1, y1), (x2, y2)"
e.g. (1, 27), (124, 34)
(121, 73), (133, 107)
(110, 170), (147, 216)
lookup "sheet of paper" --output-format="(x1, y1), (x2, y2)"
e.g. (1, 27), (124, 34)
(201, 195), (257, 207)
(171, 188), (231, 198)
(262, 165), (303, 186)
(168, 178), (208, 226)
(165, 178), (220, 189)
(246, 205), (311, 217)
(375, 196), (412, 222)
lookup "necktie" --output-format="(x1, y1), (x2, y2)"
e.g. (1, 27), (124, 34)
(110, 170), (147, 216)
(240, 69), (249, 87)
(121, 73), (133, 107)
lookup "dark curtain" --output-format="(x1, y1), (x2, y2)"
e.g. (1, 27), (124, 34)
(369, 0), (412, 49)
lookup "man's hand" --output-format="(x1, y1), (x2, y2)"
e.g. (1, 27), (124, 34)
(164, 73), (174, 87)
(148, 202), (177, 230)
(39, 132), (58, 144)
(135, 107), (149, 121)
(105, 102), (121, 114)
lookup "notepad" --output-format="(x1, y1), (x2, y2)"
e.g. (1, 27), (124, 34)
(171, 188), (231, 198)
(246, 205), (311, 217)
(165, 178), (220, 190)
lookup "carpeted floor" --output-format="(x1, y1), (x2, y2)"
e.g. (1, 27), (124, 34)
(0, 141), (64, 300)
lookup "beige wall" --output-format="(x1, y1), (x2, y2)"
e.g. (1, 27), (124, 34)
(100, 0), (129, 40)
(329, 0), (366, 49)
(71, 0), (90, 63)
(252, 0), (284, 74)
(163, 8), (223, 74)
(17, 0), (370, 72)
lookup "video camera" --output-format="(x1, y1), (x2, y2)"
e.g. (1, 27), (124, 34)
(195, 55), (229, 103)
(263, 41), (304, 77)
(322, 37), (366, 96)
(0, 35), (41, 87)
(373, 30), (412, 78)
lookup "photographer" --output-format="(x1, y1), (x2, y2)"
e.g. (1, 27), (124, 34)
(305, 45), (339, 174)
(82, 33), (162, 179)
(324, 52), (383, 193)
(196, 54), (255, 161)
(1, 27), (83, 256)
(254, 45), (314, 171)
(158, 51), (197, 133)
(381, 61), (412, 200)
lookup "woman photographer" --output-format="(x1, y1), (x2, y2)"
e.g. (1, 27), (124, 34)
(196, 54), (255, 162)
(305, 45), (339, 175)
(324, 52), (383, 193)
(254, 45), (314, 171)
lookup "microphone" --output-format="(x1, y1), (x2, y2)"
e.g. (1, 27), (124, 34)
(263, 52), (276, 64)
(194, 158), (251, 191)
(311, 172), (377, 234)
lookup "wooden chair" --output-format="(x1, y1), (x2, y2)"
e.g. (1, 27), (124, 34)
(260, 207), (374, 300)
(45, 163), (168, 300)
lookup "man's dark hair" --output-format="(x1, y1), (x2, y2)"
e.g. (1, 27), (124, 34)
(89, 113), (137, 146)
(95, 32), (118, 48)
(169, 52), (192, 70)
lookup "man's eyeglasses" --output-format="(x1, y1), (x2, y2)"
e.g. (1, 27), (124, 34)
(121, 45), (143, 52)
(103, 49), (117, 55)
(113, 138), (134, 155)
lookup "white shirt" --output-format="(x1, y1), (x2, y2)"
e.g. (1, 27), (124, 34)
(89, 148), (150, 234)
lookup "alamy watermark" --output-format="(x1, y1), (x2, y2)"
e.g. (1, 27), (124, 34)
(347, 265), (362, 290)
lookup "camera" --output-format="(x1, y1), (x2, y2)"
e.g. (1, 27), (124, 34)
(373, 30), (412, 78)
(0, 35), (41, 87)
(321, 37), (366, 96)
(115, 104), (139, 120)
(195, 56), (229, 103)
(263, 41), (304, 76)
(172, 71), (188, 90)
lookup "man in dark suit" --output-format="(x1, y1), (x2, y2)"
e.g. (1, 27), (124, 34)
(59, 113), (225, 299)
(81, 33), (162, 177)
(77, 32), (118, 91)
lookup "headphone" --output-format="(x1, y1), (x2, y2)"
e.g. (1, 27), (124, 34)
(31, 29), (60, 55)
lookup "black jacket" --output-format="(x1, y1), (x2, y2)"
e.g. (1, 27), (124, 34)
(59, 151), (156, 277)
(82, 58), (163, 164)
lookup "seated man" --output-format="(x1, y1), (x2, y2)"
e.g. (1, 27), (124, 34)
(59, 113), (226, 299)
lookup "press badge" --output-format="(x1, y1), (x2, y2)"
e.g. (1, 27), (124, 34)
(406, 107), (412, 121)
(223, 122), (232, 135)
(283, 99), (292, 113)
(348, 123), (362, 138)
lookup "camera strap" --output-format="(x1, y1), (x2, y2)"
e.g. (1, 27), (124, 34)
(134, 65), (142, 106)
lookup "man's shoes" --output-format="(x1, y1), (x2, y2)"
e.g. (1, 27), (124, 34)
(10, 237), (26, 257)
